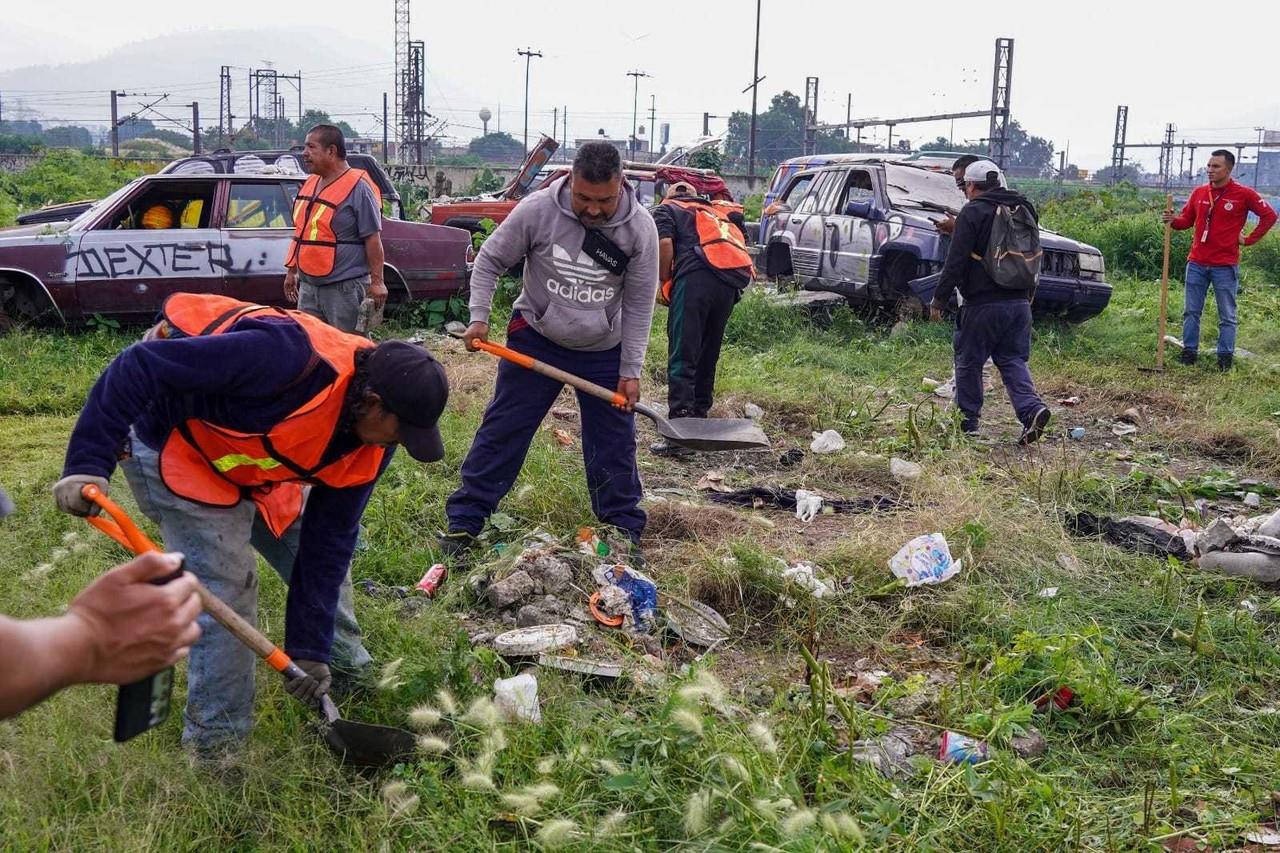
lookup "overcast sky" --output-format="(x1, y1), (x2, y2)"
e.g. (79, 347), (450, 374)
(2, 0), (1277, 171)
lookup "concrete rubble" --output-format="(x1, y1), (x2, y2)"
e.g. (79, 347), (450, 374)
(1196, 509), (1280, 582)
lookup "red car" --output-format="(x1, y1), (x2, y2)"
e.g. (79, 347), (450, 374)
(0, 171), (471, 329)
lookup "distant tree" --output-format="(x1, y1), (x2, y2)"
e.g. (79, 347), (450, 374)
(1092, 164), (1147, 184)
(923, 136), (986, 156)
(116, 117), (156, 143)
(0, 133), (44, 155)
(142, 128), (195, 150)
(297, 110), (357, 144)
(42, 126), (93, 148)
(687, 144), (723, 174)
(723, 91), (856, 171)
(468, 132), (526, 163)
(0, 119), (42, 138)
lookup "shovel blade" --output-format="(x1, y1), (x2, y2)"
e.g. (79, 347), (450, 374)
(647, 408), (771, 451)
(322, 718), (418, 767)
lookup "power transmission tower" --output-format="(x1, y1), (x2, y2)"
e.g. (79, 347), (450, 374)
(277, 71), (302, 136)
(404, 40), (426, 164)
(517, 47), (542, 154)
(1111, 105), (1129, 184)
(219, 65), (234, 145)
(394, 0), (410, 158)
(1159, 123), (1176, 190)
(802, 76), (819, 156)
(251, 68), (279, 142)
(987, 37), (1014, 168)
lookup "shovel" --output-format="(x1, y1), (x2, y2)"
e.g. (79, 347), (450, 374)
(80, 484), (417, 767)
(466, 337), (770, 451)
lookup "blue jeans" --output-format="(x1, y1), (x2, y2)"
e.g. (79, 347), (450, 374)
(119, 434), (371, 751)
(1183, 262), (1239, 355)
(446, 319), (646, 540)
(953, 300), (1045, 429)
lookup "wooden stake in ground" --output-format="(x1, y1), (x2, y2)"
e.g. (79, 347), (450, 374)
(1157, 193), (1173, 370)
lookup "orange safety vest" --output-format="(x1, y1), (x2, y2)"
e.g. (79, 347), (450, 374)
(657, 197), (754, 305)
(153, 293), (386, 538)
(285, 168), (382, 278)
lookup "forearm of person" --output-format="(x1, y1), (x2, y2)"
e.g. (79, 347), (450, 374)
(933, 213), (975, 306)
(364, 233), (385, 283)
(0, 613), (94, 719)
(1244, 204), (1277, 245)
(1171, 197), (1195, 230)
(619, 240), (659, 378)
(658, 238), (674, 281)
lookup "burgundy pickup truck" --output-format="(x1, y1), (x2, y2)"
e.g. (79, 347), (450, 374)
(0, 171), (471, 329)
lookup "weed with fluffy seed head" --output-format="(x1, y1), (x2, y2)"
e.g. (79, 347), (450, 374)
(416, 736), (449, 754)
(597, 810), (628, 836)
(380, 782), (420, 821)
(596, 758), (624, 776)
(720, 755), (752, 784)
(408, 705), (442, 729)
(748, 721), (777, 755)
(820, 812), (864, 842)
(463, 696), (501, 729)
(684, 789), (711, 836)
(461, 771), (495, 791)
(377, 657), (405, 691)
(536, 756), (557, 775)
(536, 819), (579, 847)
(500, 793), (542, 817)
(781, 809), (816, 837)
(435, 688), (458, 716)
(670, 708), (704, 737)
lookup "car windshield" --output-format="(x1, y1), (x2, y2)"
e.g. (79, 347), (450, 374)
(68, 179), (145, 229)
(883, 164), (966, 215)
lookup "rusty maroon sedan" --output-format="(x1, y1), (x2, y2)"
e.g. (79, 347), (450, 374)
(0, 172), (471, 329)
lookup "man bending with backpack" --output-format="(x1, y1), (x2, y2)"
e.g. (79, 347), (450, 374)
(929, 160), (1051, 445)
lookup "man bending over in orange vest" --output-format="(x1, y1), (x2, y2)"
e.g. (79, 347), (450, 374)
(284, 124), (388, 333)
(53, 293), (448, 762)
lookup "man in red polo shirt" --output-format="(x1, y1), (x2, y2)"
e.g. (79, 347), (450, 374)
(1163, 149), (1276, 370)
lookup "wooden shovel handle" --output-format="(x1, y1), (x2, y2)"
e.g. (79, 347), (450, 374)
(81, 485), (304, 678)
(471, 338), (628, 408)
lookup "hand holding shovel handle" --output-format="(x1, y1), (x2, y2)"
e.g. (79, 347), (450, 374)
(468, 338), (631, 408)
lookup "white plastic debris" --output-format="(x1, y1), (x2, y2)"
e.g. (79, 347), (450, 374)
(493, 624), (577, 657)
(889, 533), (962, 587)
(780, 561), (834, 598)
(1245, 492), (1262, 508)
(1111, 422), (1138, 437)
(494, 672), (541, 723)
(810, 430), (846, 454)
(889, 457), (923, 483)
(794, 490), (824, 523)
(1245, 826), (1280, 846)
(1037, 587), (1059, 599)
(744, 402), (764, 420)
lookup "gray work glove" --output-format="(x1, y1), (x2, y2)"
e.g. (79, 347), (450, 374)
(53, 474), (110, 517)
(284, 659), (332, 708)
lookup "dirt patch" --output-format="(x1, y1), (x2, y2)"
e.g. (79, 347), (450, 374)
(1191, 429), (1262, 464)
(644, 500), (748, 543)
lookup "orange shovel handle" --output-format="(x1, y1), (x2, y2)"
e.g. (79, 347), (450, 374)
(80, 485), (300, 677)
(470, 338), (629, 408)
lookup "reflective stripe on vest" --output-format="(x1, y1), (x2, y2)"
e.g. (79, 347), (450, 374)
(211, 453), (285, 473)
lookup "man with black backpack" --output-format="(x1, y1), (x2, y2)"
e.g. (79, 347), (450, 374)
(650, 181), (753, 454)
(929, 160), (1051, 445)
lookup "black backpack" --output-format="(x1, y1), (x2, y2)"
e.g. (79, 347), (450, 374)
(980, 202), (1042, 290)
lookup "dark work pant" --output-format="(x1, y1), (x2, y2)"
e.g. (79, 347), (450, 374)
(953, 300), (1045, 428)
(446, 320), (646, 540)
(666, 273), (738, 418)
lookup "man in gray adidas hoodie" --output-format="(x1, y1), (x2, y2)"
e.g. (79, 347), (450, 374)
(441, 142), (660, 559)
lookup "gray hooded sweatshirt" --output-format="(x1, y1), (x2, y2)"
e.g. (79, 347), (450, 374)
(467, 175), (659, 378)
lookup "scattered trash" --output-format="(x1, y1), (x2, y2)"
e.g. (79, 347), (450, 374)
(889, 533), (962, 587)
(744, 402), (764, 420)
(493, 625), (578, 657)
(889, 457), (923, 483)
(1258, 509), (1280, 538)
(1066, 512), (1190, 560)
(592, 564), (658, 632)
(1118, 407), (1142, 424)
(696, 471), (734, 493)
(487, 570), (536, 609)
(588, 590), (626, 627)
(1244, 826), (1280, 846)
(1199, 550), (1280, 583)
(921, 377), (941, 391)
(1246, 491), (1262, 508)
(778, 448), (805, 468)
(810, 429), (846, 454)
(1056, 553), (1080, 572)
(938, 731), (988, 765)
(577, 528), (612, 559)
(494, 673), (541, 723)
(552, 428), (574, 447)
(356, 579), (410, 600)
(1057, 396), (1081, 407)
(416, 563), (448, 597)
(1197, 518), (1240, 553)
(444, 320), (468, 337)
(1069, 427), (1086, 440)
(780, 561), (835, 598)
(849, 728), (917, 780)
(1111, 422), (1138, 437)
(835, 670), (888, 703)
(663, 597), (730, 648)
(707, 486), (899, 515)
(1034, 686), (1074, 713)
(1037, 587), (1059, 599)
(794, 489), (824, 522)
(1011, 727), (1047, 759)
(537, 654), (624, 681)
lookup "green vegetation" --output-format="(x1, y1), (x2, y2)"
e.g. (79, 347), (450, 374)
(0, 150), (154, 226)
(3, 180), (1280, 849)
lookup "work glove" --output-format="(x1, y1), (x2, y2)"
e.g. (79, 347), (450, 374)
(283, 659), (332, 708)
(53, 474), (110, 517)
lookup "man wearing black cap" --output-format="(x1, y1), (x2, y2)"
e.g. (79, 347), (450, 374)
(53, 294), (448, 758)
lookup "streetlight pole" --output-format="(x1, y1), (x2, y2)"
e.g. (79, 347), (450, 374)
(1255, 127), (1265, 188)
(518, 47), (542, 154)
(626, 70), (650, 158)
(747, 0), (762, 178)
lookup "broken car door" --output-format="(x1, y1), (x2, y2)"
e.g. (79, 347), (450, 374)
(222, 179), (299, 305)
(818, 168), (879, 300)
(783, 171), (837, 287)
(73, 179), (226, 318)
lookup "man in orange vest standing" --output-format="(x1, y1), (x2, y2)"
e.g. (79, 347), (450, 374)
(52, 294), (448, 760)
(283, 124), (388, 333)
(650, 182), (753, 454)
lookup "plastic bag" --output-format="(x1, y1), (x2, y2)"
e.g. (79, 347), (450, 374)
(494, 672), (541, 723)
(794, 489), (824, 522)
(810, 429), (846, 454)
(888, 533), (962, 587)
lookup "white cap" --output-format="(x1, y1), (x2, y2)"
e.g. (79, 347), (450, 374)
(963, 160), (1003, 183)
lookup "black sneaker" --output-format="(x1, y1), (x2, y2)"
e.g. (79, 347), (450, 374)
(1179, 348), (1198, 366)
(1217, 352), (1233, 371)
(437, 530), (478, 561)
(1018, 406), (1052, 446)
(650, 440), (692, 457)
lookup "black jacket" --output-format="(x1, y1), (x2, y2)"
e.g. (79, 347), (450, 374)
(932, 188), (1038, 308)
(652, 199), (748, 288)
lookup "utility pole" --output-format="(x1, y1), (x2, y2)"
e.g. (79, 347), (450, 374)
(517, 47), (542, 154)
(846, 93), (851, 143)
(191, 102), (201, 154)
(1255, 127), (1265, 188)
(747, 0), (763, 177)
(382, 92), (389, 163)
(648, 94), (656, 160)
(802, 77), (819, 155)
(562, 105), (567, 160)
(626, 70), (651, 158)
(110, 89), (119, 157)
(552, 107), (558, 145)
